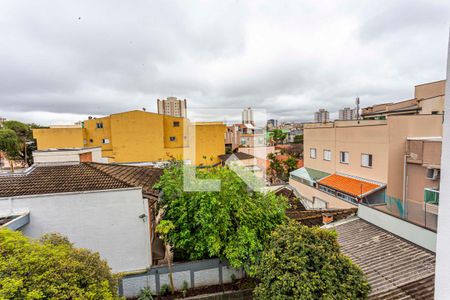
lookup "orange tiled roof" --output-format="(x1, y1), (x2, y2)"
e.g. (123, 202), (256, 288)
(318, 174), (381, 197)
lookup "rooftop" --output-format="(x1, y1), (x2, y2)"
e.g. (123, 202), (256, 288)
(287, 208), (357, 227)
(0, 163), (163, 200)
(318, 173), (384, 197)
(333, 218), (435, 299)
(218, 152), (255, 161)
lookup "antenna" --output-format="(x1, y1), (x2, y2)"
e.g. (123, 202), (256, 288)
(355, 97), (360, 122)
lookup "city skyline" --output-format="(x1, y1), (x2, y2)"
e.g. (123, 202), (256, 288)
(1, 1), (449, 125)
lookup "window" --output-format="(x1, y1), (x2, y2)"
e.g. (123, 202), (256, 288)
(361, 153), (373, 167)
(323, 150), (331, 161)
(170, 136), (176, 142)
(173, 121), (180, 127)
(310, 148), (317, 159)
(102, 138), (110, 144)
(96, 122), (103, 129)
(89, 139), (93, 143)
(340, 151), (349, 164)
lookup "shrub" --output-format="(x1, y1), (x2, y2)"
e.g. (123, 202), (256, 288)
(160, 284), (170, 296)
(253, 221), (371, 299)
(138, 287), (153, 300)
(0, 229), (120, 299)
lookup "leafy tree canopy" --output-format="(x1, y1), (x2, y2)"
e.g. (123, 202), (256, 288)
(253, 221), (371, 300)
(293, 134), (303, 144)
(0, 129), (21, 160)
(3, 120), (32, 141)
(154, 163), (287, 272)
(270, 129), (287, 144)
(0, 229), (121, 300)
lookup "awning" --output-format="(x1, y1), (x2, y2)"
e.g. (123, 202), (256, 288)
(318, 174), (385, 198)
(290, 167), (330, 186)
(0, 212), (30, 230)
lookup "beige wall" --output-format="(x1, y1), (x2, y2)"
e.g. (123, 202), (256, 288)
(419, 96), (445, 114)
(304, 121), (389, 183)
(386, 115), (443, 200)
(289, 178), (356, 209)
(415, 80), (445, 99)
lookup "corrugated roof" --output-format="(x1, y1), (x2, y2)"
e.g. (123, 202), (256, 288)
(0, 163), (162, 199)
(318, 174), (381, 197)
(334, 219), (435, 299)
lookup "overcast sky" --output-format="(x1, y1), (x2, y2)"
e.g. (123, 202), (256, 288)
(1, 1), (449, 125)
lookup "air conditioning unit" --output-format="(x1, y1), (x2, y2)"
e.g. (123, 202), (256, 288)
(426, 168), (440, 180)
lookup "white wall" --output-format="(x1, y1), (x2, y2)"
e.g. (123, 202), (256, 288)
(33, 147), (108, 164)
(0, 188), (150, 273)
(435, 34), (450, 299)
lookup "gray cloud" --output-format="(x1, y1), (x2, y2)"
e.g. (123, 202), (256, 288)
(0, 0), (449, 125)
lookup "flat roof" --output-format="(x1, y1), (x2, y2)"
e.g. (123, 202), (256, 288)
(407, 136), (442, 142)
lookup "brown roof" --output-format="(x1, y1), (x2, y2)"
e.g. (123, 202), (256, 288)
(287, 208), (357, 227)
(219, 152), (255, 161)
(0, 163), (162, 199)
(334, 219), (435, 299)
(275, 187), (306, 210)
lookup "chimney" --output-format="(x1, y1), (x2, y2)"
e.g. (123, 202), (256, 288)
(322, 213), (333, 225)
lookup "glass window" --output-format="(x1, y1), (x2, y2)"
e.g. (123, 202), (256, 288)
(173, 121), (180, 127)
(361, 153), (373, 167)
(96, 122), (103, 129)
(170, 136), (176, 142)
(340, 151), (349, 164)
(102, 138), (110, 144)
(323, 150), (331, 161)
(310, 148), (317, 159)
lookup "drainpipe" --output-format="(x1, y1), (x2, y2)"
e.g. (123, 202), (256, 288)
(403, 153), (409, 219)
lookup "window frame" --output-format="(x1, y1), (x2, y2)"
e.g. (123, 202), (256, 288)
(340, 151), (349, 164)
(169, 136), (176, 142)
(361, 153), (373, 168)
(173, 121), (180, 127)
(323, 149), (331, 161)
(102, 138), (110, 144)
(310, 148), (317, 159)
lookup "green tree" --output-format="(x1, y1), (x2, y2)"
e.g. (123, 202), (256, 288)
(0, 129), (21, 171)
(154, 163), (287, 272)
(2, 120), (37, 166)
(293, 134), (303, 144)
(253, 221), (370, 300)
(270, 129), (287, 145)
(0, 229), (121, 299)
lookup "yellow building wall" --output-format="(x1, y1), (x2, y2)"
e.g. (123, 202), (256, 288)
(33, 110), (225, 165)
(33, 128), (85, 150)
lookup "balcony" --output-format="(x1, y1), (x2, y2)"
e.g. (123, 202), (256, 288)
(424, 188), (439, 215)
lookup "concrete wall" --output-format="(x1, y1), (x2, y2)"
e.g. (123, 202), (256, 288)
(0, 188), (151, 273)
(289, 178), (356, 209)
(33, 147), (107, 164)
(33, 127), (86, 149)
(120, 259), (245, 298)
(414, 80), (445, 99)
(358, 204), (436, 252)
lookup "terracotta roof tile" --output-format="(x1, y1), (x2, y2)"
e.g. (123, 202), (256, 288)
(318, 174), (381, 197)
(0, 163), (162, 199)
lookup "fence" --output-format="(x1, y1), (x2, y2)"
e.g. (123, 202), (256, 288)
(119, 258), (245, 298)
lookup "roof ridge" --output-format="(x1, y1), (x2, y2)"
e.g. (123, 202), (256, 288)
(83, 163), (135, 189)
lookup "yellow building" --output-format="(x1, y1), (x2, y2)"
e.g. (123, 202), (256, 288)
(33, 110), (226, 165)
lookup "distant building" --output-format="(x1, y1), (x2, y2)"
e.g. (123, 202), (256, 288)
(338, 107), (357, 120)
(0, 117), (6, 126)
(32, 147), (109, 165)
(267, 119), (278, 128)
(157, 97), (187, 118)
(242, 107), (254, 125)
(361, 80), (445, 119)
(33, 110), (225, 166)
(314, 109), (329, 123)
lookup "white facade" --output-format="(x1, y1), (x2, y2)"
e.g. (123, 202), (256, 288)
(157, 97), (187, 118)
(0, 188), (151, 273)
(338, 107), (357, 120)
(33, 147), (108, 164)
(242, 107), (254, 125)
(314, 109), (329, 123)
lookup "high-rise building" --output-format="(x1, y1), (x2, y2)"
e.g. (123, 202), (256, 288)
(157, 97), (187, 118)
(314, 109), (329, 123)
(267, 119), (278, 128)
(338, 107), (357, 120)
(242, 107), (254, 125)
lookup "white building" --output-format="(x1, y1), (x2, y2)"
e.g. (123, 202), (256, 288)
(33, 147), (109, 165)
(0, 162), (163, 273)
(338, 107), (357, 120)
(242, 107), (254, 125)
(314, 109), (329, 123)
(157, 97), (187, 118)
